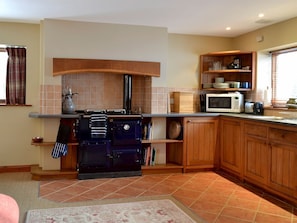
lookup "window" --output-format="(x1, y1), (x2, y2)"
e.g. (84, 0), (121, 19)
(0, 46), (26, 105)
(0, 50), (8, 104)
(271, 47), (297, 107)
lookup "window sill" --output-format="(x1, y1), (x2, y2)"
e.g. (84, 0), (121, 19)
(264, 106), (297, 120)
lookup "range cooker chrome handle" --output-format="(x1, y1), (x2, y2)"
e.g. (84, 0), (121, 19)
(123, 124), (130, 130)
(107, 154), (113, 159)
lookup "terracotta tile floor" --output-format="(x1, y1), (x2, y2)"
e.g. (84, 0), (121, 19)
(39, 171), (297, 223)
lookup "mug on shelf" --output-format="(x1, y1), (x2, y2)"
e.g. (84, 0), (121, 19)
(240, 82), (250, 88)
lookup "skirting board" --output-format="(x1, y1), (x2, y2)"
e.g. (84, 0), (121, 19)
(78, 170), (142, 180)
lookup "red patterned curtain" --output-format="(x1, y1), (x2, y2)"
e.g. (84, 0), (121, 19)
(6, 47), (26, 105)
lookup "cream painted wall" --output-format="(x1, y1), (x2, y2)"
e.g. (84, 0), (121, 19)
(0, 22), (40, 166)
(41, 19), (168, 87)
(167, 34), (233, 88)
(233, 17), (297, 52)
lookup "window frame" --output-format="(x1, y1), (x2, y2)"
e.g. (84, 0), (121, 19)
(271, 46), (297, 108)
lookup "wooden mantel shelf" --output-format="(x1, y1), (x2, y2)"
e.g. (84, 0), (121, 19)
(53, 58), (160, 77)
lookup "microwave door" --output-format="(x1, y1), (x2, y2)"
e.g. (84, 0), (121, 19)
(208, 97), (232, 111)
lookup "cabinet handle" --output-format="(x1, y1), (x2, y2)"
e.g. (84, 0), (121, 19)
(187, 120), (192, 123)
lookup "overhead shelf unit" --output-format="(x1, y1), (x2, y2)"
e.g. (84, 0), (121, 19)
(200, 50), (256, 92)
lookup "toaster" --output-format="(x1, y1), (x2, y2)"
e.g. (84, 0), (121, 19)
(245, 102), (264, 115)
(244, 102), (254, 114)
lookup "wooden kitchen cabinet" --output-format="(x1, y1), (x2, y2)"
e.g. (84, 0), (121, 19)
(220, 117), (243, 177)
(268, 127), (297, 197)
(244, 122), (269, 186)
(183, 117), (219, 172)
(221, 117), (297, 204)
(200, 51), (256, 91)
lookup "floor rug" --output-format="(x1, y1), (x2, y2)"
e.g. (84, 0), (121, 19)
(25, 198), (204, 223)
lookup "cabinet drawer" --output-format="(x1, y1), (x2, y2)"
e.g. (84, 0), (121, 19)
(245, 123), (267, 138)
(269, 128), (297, 145)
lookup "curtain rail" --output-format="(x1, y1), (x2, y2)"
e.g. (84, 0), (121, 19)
(0, 44), (26, 49)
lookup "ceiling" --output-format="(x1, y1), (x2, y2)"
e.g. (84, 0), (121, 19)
(1, 0), (297, 37)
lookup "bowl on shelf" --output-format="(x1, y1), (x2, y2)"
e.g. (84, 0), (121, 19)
(213, 83), (229, 88)
(32, 137), (43, 143)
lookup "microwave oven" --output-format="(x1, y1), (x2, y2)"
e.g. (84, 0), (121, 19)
(206, 92), (244, 113)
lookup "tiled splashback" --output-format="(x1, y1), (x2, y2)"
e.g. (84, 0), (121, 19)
(62, 73), (124, 110)
(40, 84), (62, 114)
(61, 73), (154, 113)
(40, 72), (199, 114)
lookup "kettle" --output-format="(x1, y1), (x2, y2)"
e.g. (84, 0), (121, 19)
(253, 102), (264, 115)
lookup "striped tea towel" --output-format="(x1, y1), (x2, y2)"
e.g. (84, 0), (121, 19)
(90, 114), (107, 138)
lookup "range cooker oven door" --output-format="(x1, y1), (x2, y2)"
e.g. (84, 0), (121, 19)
(111, 145), (142, 171)
(78, 140), (111, 173)
(76, 116), (91, 141)
(109, 118), (142, 145)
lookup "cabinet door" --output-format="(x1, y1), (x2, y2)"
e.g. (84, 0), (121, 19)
(220, 118), (242, 175)
(184, 117), (218, 168)
(244, 136), (268, 185)
(268, 143), (297, 197)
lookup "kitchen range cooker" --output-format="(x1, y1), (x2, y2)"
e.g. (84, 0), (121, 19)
(75, 108), (142, 180)
(74, 74), (144, 179)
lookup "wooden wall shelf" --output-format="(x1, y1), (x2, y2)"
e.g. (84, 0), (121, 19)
(31, 142), (79, 146)
(142, 139), (183, 144)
